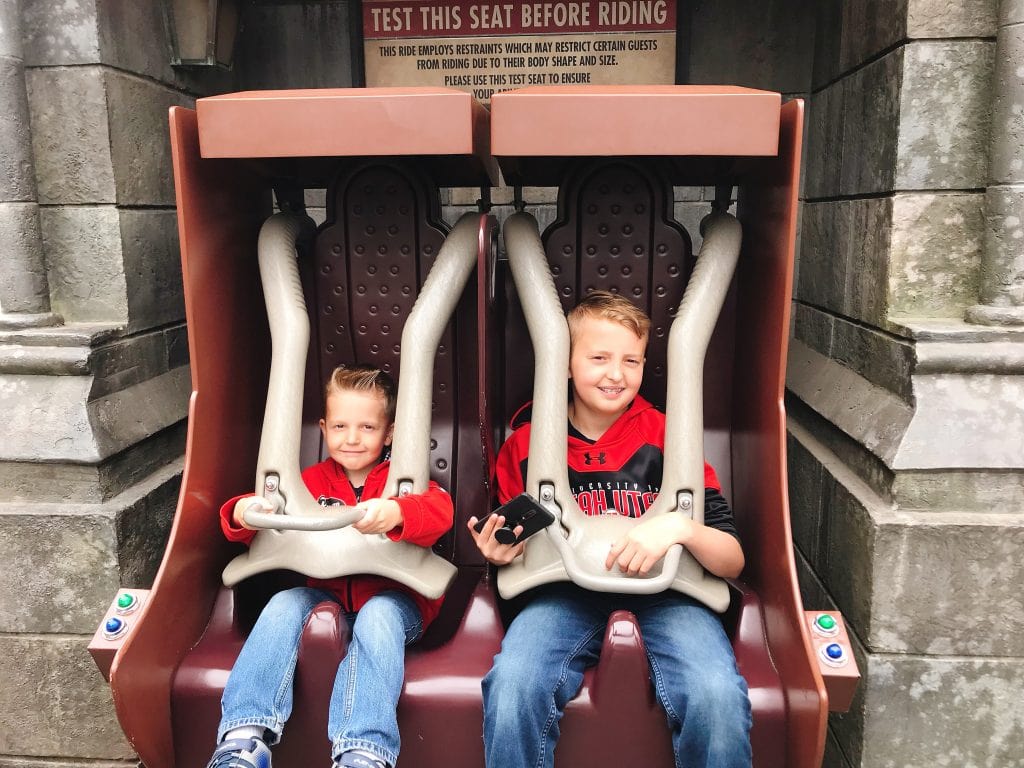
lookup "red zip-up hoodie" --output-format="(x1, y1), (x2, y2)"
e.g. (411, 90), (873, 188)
(220, 458), (453, 628)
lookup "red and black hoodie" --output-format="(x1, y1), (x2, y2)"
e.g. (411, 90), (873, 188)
(220, 458), (453, 628)
(495, 396), (738, 538)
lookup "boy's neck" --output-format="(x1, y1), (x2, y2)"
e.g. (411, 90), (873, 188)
(567, 401), (628, 442)
(339, 458), (382, 488)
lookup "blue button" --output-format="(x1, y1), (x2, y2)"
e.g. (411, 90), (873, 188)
(105, 617), (123, 633)
(826, 643), (844, 659)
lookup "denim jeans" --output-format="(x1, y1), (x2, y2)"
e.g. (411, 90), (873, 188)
(218, 586), (423, 767)
(482, 584), (752, 768)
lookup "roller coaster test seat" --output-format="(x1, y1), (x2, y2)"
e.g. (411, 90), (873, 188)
(486, 85), (848, 768)
(90, 88), (501, 768)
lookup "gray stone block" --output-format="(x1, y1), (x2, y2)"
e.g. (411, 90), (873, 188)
(980, 186), (1024, 307)
(793, 545), (830, 618)
(0, 57), (37, 201)
(791, 413), (1024, 656)
(822, 474), (878, 638)
(805, 83), (845, 199)
(892, 469), (1024, 513)
(672, 202), (708, 254)
(1002, 0), (1024, 25)
(673, 186), (704, 203)
(796, 200), (852, 315)
(896, 41), (995, 191)
(91, 322), (188, 398)
(305, 188), (327, 208)
(165, 323), (190, 370)
(0, 364), (189, 463)
(119, 208), (185, 332)
(870, 510), (1024, 656)
(0, 635), (133, 759)
(0, 421), (185, 503)
(840, 0), (908, 74)
(95, 0), (175, 84)
(687, 0), (814, 94)
(40, 205), (126, 323)
(0, 510), (118, 634)
(830, 313), (915, 404)
(105, 72), (192, 207)
(0, 372), (95, 460)
(0, 458), (181, 634)
(907, 0), (997, 38)
(0, 201), (48, 314)
(21, 0), (101, 66)
(113, 460), (182, 588)
(846, 197), (894, 326)
(0, 1), (23, 59)
(811, 1), (843, 89)
(26, 66), (115, 205)
(786, 432), (827, 570)
(888, 192), (985, 318)
(989, 25), (1024, 186)
(822, 727), (854, 768)
(239, 1), (355, 90)
(787, 341), (914, 471)
(859, 655), (1024, 768)
(840, 51), (901, 196)
(792, 301), (834, 357)
(897, 370), (1024, 470)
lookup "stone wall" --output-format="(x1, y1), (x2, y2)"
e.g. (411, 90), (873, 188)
(791, 1), (1024, 766)
(0, 1), (233, 765)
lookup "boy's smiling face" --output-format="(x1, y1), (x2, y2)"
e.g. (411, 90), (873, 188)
(568, 315), (646, 433)
(319, 388), (394, 486)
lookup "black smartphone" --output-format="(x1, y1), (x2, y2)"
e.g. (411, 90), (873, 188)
(473, 493), (557, 545)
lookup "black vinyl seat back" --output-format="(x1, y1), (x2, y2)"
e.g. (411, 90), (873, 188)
(297, 159), (487, 571)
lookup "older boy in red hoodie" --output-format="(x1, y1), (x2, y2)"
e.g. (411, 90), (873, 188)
(470, 291), (751, 768)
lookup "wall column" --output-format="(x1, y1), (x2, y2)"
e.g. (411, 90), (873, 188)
(0, 0), (59, 328)
(967, 0), (1024, 326)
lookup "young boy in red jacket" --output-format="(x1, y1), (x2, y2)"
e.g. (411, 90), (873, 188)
(470, 291), (751, 768)
(207, 365), (452, 768)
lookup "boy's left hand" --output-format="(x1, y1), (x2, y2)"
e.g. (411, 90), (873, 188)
(353, 498), (404, 535)
(606, 514), (694, 576)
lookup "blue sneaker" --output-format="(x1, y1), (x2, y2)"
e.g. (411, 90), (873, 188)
(206, 737), (272, 768)
(337, 750), (388, 768)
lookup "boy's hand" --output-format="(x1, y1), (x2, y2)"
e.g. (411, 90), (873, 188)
(605, 514), (694, 576)
(353, 498), (404, 535)
(233, 496), (274, 530)
(467, 514), (526, 565)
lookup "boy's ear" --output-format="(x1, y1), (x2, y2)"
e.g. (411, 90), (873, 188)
(385, 422), (395, 445)
(319, 418), (327, 437)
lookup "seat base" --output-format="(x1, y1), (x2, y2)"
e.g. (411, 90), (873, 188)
(171, 574), (784, 767)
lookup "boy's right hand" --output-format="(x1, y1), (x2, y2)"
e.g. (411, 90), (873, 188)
(467, 513), (526, 565)
(232, 496), (274, 530)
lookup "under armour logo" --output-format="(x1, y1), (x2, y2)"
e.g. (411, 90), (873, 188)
(584, 452), (607, 465)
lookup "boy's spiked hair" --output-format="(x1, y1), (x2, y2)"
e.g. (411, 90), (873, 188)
(566, 289), (651, 344)
(324, 364), (398, 423)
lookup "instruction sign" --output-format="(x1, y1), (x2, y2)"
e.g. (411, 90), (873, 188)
(363, 1), (677, 103)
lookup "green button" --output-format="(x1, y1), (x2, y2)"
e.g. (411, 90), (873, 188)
(816, 614), (836, 630)
(117, 593), (134, 609)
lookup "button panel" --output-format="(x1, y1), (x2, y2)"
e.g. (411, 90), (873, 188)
(89, 589), (150, 681)
(803, 610), (860, 712)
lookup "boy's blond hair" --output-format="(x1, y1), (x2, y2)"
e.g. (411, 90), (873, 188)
(566, 290), (651, 345)
(324, 364), (397, 423)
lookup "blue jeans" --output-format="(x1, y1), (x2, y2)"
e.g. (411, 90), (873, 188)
(482, 584), (752, 768)
(219, 586), (423, 767)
